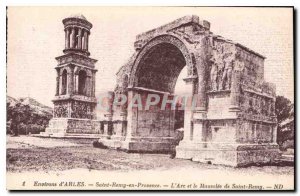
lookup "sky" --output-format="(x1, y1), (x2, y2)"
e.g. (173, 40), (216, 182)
(7, 7), (293, 107)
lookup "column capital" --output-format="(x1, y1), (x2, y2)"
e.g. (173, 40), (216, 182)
(183, 75), (198, 84)
(69, 63), (76, 70)
(64, 26), (71, 32)
(193, 110), (207, 120)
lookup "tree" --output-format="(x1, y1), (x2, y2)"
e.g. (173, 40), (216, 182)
(275, 96), (294, 150)
(275, 96), (292, 124)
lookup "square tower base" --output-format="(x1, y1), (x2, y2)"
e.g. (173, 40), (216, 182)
(176, 141), (280, 167)
(40, 118), (103, 138)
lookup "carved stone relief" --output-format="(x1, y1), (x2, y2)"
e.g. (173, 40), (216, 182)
(209, 43), (235, 91)
(53, 101), (68, 118)
(71, 100), (94, 119)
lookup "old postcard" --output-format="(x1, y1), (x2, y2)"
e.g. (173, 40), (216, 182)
(6, 6), (294, 190)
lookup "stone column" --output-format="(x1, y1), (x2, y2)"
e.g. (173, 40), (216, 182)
(83, 30), (88, 51)
(120, 111), (127, 137)
(59, 73), (63, 95)
(86, 76), (91, 96)
(194, 38), (208, 112)
(77, 28), (82, 49)
(70, 28), (76, 49)
(55, 68), (60, 96)
(103, 91), (114, 138)
(74, 74), (79, 94)
(195, 83), (206, 112)
(91, 70), (96, 97)
(229, 70), (242, 111)
(176, 76), (201, 160)
(68, 65), (75, 95)
(73, 74), (76, 94)
(190, 76), (207, 142)
(90, 75), (93, 97)
(189, 39), (209, 142)
(65, 28), (70, 49)
(182, 77), (196, 141)
(86, 32), (89, 51)
(125, 90), (136, 140)
(111, 92), (128, 140)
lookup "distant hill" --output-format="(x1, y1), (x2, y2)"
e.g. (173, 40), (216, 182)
(7, 96), (53, 135)
(19, 97), (52, 115)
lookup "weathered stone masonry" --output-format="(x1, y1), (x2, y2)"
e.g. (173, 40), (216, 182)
(42, 15), (104, 137)
(44, 15), (279, 166)
(99, 15), (279, 166)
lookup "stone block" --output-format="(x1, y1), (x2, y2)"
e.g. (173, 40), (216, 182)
(176, 141), (280, 167)
(98, 136), (177, 153)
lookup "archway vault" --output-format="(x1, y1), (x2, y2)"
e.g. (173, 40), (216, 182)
(136, 43), (185, 93)
(129, 34), (197, 93)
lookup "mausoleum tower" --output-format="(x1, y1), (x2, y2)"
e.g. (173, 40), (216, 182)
(43, 15), (99, 137)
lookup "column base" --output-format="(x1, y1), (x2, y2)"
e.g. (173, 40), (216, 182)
(229, 105), (241, 112)
(176, 141), (280, 167)
(98, 136), (177, 154)
(40, 118), (102, 138)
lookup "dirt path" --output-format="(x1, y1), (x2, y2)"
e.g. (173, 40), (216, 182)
(6, 136), (294, 178)
(6, 136), (86, 149)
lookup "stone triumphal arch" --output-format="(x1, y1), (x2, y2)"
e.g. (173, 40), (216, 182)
(44, 15), (280, 167)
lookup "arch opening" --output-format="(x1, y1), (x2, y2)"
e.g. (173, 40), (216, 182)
(129, 42), (193, 139)
(135, 43), (186, 93)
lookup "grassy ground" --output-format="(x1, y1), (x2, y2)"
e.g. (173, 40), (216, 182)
(6, 136), (294, 176)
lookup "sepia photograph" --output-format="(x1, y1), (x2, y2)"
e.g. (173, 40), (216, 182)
(6, 6), (294, 190)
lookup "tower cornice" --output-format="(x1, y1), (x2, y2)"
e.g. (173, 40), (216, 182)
(62, 17), (93, 30)
(55, 53), (98, 69)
